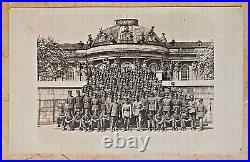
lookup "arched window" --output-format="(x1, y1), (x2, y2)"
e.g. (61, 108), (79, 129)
(149, 63), (159, 72)
(180, 65), (190, 81)
(66, 67), (74, 81)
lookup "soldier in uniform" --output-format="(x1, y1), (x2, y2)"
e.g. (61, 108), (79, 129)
(64, 109), (74, 131)
(82, 109), (91, 132)
(132, 96), (143, 131)
(147, 110), (155, 131)
(66, 91), (75, 115)
(110, 97), (119, 131)
(105, 94), (112, 122)
(172, 94), (181, 131)
(99, 93), (106, 112)
(188, 95), (197, 130)
(148, 93), (157, 116)
(91, 93), (100, 115)
(196, 98), (208, 131)
(90, 110), (100, 131)
(99, 109), (108, 132)
(74, 90), (83, 113)
(154, 110), (164, 131)
(83, 93), (91, 115)
(162, 94), (172, 117)
(122, 98), (132, 131)
(57, 106), (65, 128)
(74, 109), (83, 131)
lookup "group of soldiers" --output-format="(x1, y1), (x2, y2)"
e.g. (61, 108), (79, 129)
(57, 91), (208, 132)
(57, 59), (208, 132)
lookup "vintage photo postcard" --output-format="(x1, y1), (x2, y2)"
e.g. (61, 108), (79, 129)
(3, 3), (248, 160)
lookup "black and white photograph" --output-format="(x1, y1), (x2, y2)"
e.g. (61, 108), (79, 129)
(7, 5), (246, 159)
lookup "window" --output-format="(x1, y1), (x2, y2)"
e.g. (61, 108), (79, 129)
(180, 65), (190, 81)
(66, 67), (74, 81)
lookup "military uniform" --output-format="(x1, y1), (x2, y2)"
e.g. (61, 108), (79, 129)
(110, 101), (119, 131)
(197, 99), (207, 130)
(64, 110), (74, 131)
(162, 96), (172, 116)
(188, 97), (197, 130)
(122, 102), (132, 131)
(154, 112), (164, 131)
(66, 91), (75, 115)
(172, 96), (181, 130)
(82, 110), (91, 131)
(57, 107), (65, 127)
(148, 95), (157, 114)
(132, 100), (143, 131)
(83, 95), (91, 115)
(91, 96), (99, 114)
(99, 110), (108, 132)
(90, 112), (100, 131)
(74, 90), (83, 113)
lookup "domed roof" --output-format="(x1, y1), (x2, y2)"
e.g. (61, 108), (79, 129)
(91, 18), (167, 47)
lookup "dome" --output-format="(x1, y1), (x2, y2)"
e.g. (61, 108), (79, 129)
(90, 18), (166, 47)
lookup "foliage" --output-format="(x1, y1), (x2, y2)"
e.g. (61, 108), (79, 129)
(196, 43), (214, 80)
(37, 36), (69, 81)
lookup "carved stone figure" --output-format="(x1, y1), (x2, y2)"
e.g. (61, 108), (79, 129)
(87, 34), (93, 48)
(97, 27), (108, 43)
(173, 62), (180, 81)
(160, 33), (167, 44)
(120, 26), (133, 42)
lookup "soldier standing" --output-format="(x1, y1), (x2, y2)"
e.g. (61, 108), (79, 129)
(162, 94), (172, 117)
(122, 98), (132, 131)
(148, 93), (157, 116)
(172, 94), (181, 131)
(132, 96), (143, 131)
(91, 93), (99, 115)
(188, 95), (197, 130)
(110, 97), (119, 131)
(99, 109), (108, 132)
(196, 98), (208, 131)
(74, 90), (83, 113)
(83, 93), (91, 115)
(66, 90), (75, 115)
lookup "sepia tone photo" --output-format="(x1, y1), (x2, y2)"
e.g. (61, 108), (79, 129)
(4, 3), (247, 160)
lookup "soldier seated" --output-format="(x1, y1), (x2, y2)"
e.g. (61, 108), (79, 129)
(147, 111), (155, 131)
(180, 108), (189, 131)
(82, 109), (91, 132)
(57, 106), (65, 128)
(154, 110), (164, 132)
(64, 110), (74, 131)
(163, 111), (172, 131)
(74, 109), (83, 131)
(90, 110), (100, 131)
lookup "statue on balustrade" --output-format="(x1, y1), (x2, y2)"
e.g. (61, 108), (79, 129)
(138, 32), (145, 44)
(173, 62), (180, 81)
(87, 34), (93, 48)
(120, 26), (133, 42)
(96, 27), (108, 43)
(146, 26), (159, 42)
(160, 33), (167, 44)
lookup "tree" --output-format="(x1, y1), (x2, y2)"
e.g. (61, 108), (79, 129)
(37, 36), (69, 81)
(196, 42), (214, 80)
